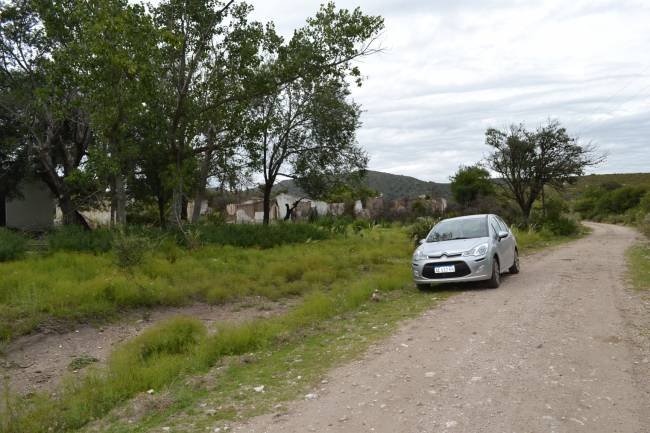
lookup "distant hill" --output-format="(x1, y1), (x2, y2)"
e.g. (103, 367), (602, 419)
(274, 170), (451, 201)
(566, 173), (650, 197)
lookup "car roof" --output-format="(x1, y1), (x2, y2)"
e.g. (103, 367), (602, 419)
(439, 214), (491, 222)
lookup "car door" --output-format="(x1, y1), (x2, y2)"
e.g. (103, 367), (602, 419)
(495, 216), (515, 268)
(488, 216), (508, 271)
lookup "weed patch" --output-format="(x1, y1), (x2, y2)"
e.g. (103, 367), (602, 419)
(0, 261), (419, 433)
(0, 229), (27, 262)
(0, 228), (406, 343)
(627, 243), (650, 292)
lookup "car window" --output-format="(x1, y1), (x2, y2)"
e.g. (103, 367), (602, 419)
(495, 216), (508, 232)
(426, 217), (488, 242)
(489, 217), (500, 237)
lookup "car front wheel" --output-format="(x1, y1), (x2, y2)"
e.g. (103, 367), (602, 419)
(487, 258), (500, 289)
(509, 250), (520, 274)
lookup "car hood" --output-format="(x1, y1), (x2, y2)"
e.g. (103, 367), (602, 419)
(416, 237), (489, 258)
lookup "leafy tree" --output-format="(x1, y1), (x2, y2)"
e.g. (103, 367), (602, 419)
(153, 0), (245, 226)
(0, 82), (28, 198)
(449, 164), (494, 208)
(188, 7), (269, 223)
(247, 3), (384, 224)
(486, 121), (602, 224)
(75, 0), (160, 226)
(0, 0), (95, 225)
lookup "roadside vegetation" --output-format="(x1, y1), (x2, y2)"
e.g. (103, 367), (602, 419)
(0, 223), (430, 433)
(574, 183), (650, 225)
(88, 289), (446, 433)
(0, 224), (380, 344)
(0, 212), (587, 433)
(627, 243), (650, 292)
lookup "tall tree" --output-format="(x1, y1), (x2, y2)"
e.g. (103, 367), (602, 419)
(247, 3), (383, 224)
(153, 0), (247, 226)
(0, 0), (95, 225)
(486, 121), (602, 224)
(188, 9), (269, 223)
(75, 0), (160, 226)
(450, 164), (494, 208)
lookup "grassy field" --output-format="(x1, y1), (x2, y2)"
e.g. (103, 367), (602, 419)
(627, 242), (650, 292)
(0, 227), (402, 344)
(0, 224), (586, 433)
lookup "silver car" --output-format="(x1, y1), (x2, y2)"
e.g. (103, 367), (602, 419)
(412, 214), (519, 289)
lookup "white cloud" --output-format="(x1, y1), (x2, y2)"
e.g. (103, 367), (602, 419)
(249, 0), (650, 181)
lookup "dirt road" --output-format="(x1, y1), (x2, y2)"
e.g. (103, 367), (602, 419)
(237, 223), (650, 433)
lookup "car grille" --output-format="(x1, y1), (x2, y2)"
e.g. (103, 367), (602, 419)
(422, 261), (471, 279)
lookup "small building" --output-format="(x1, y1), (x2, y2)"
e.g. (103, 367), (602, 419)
(1, 180), (56, 231)
(226, 193), (334, 223)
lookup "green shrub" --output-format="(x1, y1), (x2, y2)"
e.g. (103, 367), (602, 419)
(116, 317), (206, 363)
(542, 216), (580, 236)
(0, 229), (27, 262)
(158, 238), (181, 264)
(197, 222), (329, 248)
(595, 186), (646, 216)
(314, 215), (353, 235)
(48, 225), (112, 253)
(351, 219), (373, 234)
(639, 214), (650, 238)
(407, 217), (439, 245)
(574, 185), (647, 221)
(112, 232), (149, 268)
(639, 192), (650, 214)
(205, 211), (226, 225)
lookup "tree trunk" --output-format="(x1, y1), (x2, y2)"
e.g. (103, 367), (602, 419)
(115, 174), (127, 226)
(59, 194), (76, 226)
(192, 127), (216, 223)
(181, 195), (188, 221)
(110, 189), (117, 227)
(191, 188), (206, 223)
(59, 195), (89, 229)
(522, 204), (532, 227)
(157, 194), (166, 228)
(170, 188), (183, 226)
(192, 151), (212, 223)
(262, 183), (273, 225)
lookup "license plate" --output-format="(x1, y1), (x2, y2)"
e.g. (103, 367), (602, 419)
(435, 265), (455, 274)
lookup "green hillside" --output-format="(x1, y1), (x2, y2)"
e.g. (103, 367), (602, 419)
(566, 173), (650, 197)
(274, 170), (451, 201)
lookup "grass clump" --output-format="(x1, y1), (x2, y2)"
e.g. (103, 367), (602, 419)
(48, 225), (113, 253)
(512, 223), (588, 253)
(67, 355), (99, 371)
(406, 217), (440, 245)
(0, 227), (409, 344)
(112, 232), (150, 268)
(0, 229), (27, 262)
(627, 243), (650, 292)
(197, 222), (329, 248)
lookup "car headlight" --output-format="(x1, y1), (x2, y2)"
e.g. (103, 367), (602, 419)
(413, 249), (427, 260)
(463, 243), (488, 257)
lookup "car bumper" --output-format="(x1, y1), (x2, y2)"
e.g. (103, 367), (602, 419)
(412, 256), (493, 284)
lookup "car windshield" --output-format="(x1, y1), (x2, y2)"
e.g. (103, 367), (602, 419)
(426, 217), (488, 242)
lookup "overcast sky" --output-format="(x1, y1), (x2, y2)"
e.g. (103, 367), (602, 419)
(250, 0), (650, 182)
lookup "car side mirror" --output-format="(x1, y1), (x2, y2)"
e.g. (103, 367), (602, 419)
(498, 231), (509, 240)
(419, 238), (426, 245)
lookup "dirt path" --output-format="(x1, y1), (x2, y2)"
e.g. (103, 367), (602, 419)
(0, 298), (295, 395)
(236, 223), (650, 433)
